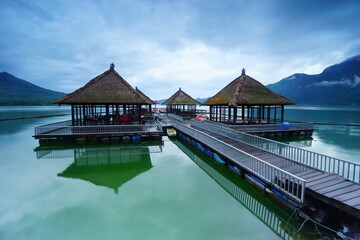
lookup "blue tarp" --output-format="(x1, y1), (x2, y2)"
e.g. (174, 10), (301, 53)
(277, 122), (291, 130)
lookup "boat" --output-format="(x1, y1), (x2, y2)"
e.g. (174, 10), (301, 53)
(166, 128), (177, 137)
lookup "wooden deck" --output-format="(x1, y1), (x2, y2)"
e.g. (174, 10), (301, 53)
(33, 120), (163, 140)
(189, 125), (360, 219)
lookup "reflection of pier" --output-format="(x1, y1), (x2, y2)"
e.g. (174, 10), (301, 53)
(35, 141), (163, 193)
(173, 139), (306, 240)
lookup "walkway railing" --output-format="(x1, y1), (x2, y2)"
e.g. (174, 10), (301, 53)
(192, 120), (360, 183)
(230, 122), (314, 132)
(34, 120), (162, 136)
(173, 121), (306, 203)
(35, 120), (72, 135)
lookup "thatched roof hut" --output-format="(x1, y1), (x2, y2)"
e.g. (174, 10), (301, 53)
(54, 63), (154, 105)
(162, 88), (200, 117)
(54, 63), (154, 125)
(202, 69), (294, 106)
(203, 69), (295, 124)
(162, 88), (200, 105)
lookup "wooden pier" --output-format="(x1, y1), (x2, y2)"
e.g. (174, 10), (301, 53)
(165, 115), (360, 224)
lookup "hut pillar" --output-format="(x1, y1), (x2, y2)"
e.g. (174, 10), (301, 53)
(138, 105), (141, 124)
(219, 106), (221, 122)
(281, 105), (285, 122)
(233, 107), (237, 125)
(83, 105), (86, 125)
(228, 107), (231, 124)
(105, 104), (110, 124)
(242, 106), (245, 124)
(274, 106), (277, 123)
(71, 104), (75, 126)
(209, 106), (213, 120)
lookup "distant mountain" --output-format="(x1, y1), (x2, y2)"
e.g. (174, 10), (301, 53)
(196, 97), (210, 103)
(0, 72), (66, 105)
(267, 54), (360, 105)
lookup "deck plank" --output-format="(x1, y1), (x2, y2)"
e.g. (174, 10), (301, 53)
(317, 181), (354, 194)
(305, 173), (330, 181)
(324, 185), (360, 198)
(307, 175), (340, 187)
(333, 189), (360, 202)
(310, 179), (346, 191)
(343, 197), (360, 207)
(294, 169), (318, 177)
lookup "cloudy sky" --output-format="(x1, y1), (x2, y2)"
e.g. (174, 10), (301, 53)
(1, 0), (360, 99)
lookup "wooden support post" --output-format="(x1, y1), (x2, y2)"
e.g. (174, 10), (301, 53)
(209, 106), (213, 121)
(219, 106), (222, 122)
(138, 105), (141, 124)
(242, 106), (245, 124)
(228, 106), (231, 124)
(71, 104), (75, 126)
(82, 105), (86, 125)
(274, 105), (277, 124)
(106, 104), (110, 125)
(215, 106), (218, 122)
(281, 105), (285, 122)
(233, 107), (237, 125)
(267, 105), (270, 124)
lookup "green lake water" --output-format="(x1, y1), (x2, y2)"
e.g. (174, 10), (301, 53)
(0, 105), (359, 240)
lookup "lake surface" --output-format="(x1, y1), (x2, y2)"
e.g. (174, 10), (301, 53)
(0, 105), (359, 240)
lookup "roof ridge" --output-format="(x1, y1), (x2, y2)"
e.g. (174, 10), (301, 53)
(202, 73), (295, 106)
(229, 76), (244, 107)
(162, 88), (200, 105)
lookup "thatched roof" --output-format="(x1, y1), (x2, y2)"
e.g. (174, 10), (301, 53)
(162, 88), (200, 105)
(54, 63), (155, 104)
(202, 69), (295, 106)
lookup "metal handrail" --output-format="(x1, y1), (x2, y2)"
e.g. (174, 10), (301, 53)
(231, 122), (314, 132)
(35, 120), (73, 128)
(173, 121), (306, 203)
(35, 120), (72, 135)
(35, 121), (162, 136)
(192, 120), (360, 183)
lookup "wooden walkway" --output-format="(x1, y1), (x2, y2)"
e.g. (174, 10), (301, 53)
(191, 126), (360, 219)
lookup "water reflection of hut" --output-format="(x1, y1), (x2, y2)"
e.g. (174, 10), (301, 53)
(35, 141), (163, 193)
(54, 63), (155, 126)
(202, 69), (294, 124)
(58, 147), (152, 193)
(162, 88), (200, 117)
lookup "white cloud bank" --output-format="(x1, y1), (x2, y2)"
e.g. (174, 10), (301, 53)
(310, 75), (360, 88)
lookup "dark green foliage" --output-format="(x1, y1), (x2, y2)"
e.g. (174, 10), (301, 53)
(0, 72), (66, 105)
(267, 54), (360, 105)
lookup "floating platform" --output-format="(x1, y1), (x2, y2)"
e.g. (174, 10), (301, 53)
(33, 120), (163, 141)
